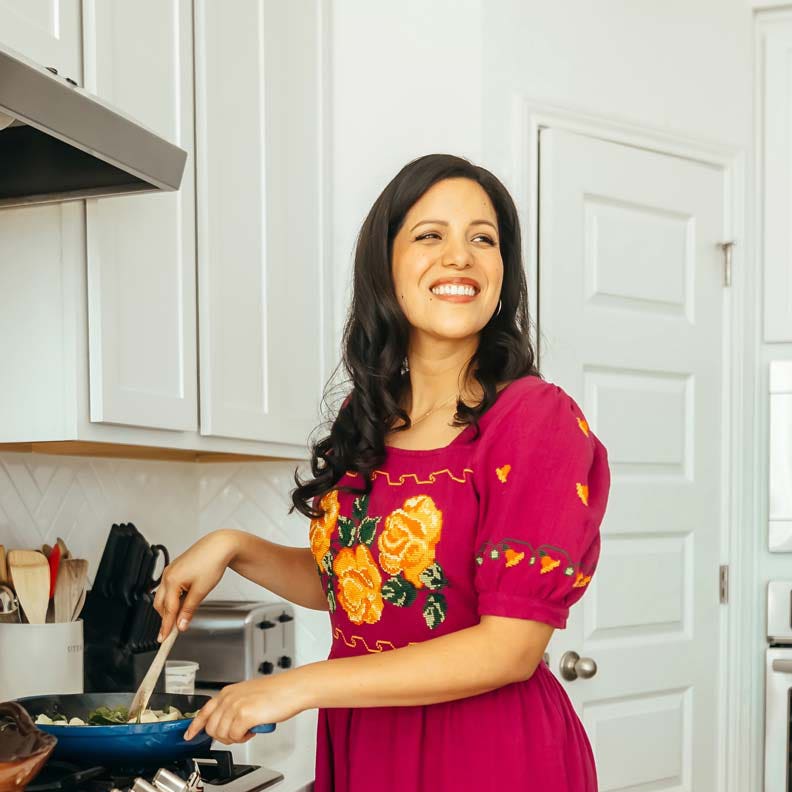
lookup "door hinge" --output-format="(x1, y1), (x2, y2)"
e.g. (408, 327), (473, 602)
(718, 241), (735, 287)
(719, 564), (729, 604)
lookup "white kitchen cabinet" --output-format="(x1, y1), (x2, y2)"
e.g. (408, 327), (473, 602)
(759, 12), (792, 341)
(194, 0), (327, 446)
(0, 0), (82, 85)
(83, 0), (198, 432)
(0, 0), (330, 460)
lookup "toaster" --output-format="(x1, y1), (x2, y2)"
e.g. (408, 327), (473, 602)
(173, 600), (296, 687)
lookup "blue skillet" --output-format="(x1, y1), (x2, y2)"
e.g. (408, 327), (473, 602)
(16, 692), (275, 765)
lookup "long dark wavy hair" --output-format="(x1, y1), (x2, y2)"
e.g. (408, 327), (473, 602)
(290, 153), (541, 520)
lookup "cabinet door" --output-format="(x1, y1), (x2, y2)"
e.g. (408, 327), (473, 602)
(82, 0), (198, 431)
(195, 0), (324, 445)
(759, 13), (792, 341)
(0, 0), (81, 83)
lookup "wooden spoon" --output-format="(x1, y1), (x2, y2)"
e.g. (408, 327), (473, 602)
(54, 558), (88, 623)
(8, 550), (49, 625)
(128, 624), (180, 723)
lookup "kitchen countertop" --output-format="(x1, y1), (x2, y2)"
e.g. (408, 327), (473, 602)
(242, 708), (317, 792)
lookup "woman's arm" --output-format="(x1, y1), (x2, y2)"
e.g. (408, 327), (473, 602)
(220, 529), (328, 612)
(184, 615), (554, 743)
(155, 529), (327, 639)
(298, 615), (554, 707)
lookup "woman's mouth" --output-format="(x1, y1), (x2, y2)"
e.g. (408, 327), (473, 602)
(429, 282), (479, 303)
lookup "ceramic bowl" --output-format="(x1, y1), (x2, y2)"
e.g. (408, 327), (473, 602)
(0, 702), (56, 792)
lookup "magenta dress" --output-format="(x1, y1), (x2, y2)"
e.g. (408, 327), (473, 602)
(309, 375), (611, 791)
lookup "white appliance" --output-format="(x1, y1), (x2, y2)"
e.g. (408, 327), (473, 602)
(765, 580), (792, 790)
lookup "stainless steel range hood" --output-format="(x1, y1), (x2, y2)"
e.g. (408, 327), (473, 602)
(0, 44), (187, 209)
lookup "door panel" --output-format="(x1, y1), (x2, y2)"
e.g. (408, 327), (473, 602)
(539, 128), (725, 791)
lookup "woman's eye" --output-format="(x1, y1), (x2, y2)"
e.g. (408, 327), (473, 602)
(416, 233), (496, 245)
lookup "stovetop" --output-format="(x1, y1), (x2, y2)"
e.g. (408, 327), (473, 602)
(27, 749), (283, 792)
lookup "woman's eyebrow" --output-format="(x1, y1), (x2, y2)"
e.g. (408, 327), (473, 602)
(409, 219), (498, 232)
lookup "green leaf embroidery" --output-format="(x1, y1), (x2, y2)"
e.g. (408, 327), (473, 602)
(352, 495), (369, 522)
(358, 516), (381, 545)
(337, 515), (357, 547)
(321, 551), (334, 576)
(423, 593), (447, 630)
(381, 576), (418, 607)
(327, 587), (336, 613)
(419, 562), (448, 590)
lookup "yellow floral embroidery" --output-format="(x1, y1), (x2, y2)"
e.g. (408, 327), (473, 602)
(504, 548), (525, 567)
(309, 489), (339, 567)
(576, 482), (589, 506)
(333, 545), (384, 625)
(496, 464), (511, 483)
(332, 626), (419, 653)
(378, 495), (442, 587)
(540, 554), (561, 574)
(573, 572), (592, 588)
(347, 468), (473, 486)
(577, 416), (589, 436)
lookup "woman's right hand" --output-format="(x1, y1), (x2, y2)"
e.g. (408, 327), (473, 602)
(153, 530), (236, 640)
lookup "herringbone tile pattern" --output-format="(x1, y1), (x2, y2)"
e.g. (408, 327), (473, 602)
(0, 452), (331, 665)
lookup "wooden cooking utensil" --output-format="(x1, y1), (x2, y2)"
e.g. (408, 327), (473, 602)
(71, 586), (86, 621)
(47, 543), (62, 599)
(56, 537), (70, 559)
(7, 550), (49, 625)
(0, 545), (8, 586)
(54, 558), (88, 623)
(128, 623), (180, 723)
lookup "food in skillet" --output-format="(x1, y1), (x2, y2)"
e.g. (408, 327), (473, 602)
(34, 704), (198, 726)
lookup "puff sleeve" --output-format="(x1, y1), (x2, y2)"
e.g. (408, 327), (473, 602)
(472, 382), (610, 629)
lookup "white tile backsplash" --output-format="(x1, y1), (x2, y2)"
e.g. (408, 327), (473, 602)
(0, 452), (331, 666)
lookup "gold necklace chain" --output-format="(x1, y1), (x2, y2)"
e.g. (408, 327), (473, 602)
(409, 391), (459, 427)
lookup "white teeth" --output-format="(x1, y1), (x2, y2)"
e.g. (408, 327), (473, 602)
(430, 284), (477, 297)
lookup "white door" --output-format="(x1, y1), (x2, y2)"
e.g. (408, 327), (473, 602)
(0, 0), (81, 83)
(83, 0), (198, 431)
(538, 128), (725, 791)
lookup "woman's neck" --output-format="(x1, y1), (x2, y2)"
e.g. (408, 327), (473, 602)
(402, 336), (482, 416)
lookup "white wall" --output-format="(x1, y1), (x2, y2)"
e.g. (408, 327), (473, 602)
(330, 0), (754, 338)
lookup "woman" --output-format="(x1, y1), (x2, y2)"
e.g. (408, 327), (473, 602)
(155, 153), (611, 791)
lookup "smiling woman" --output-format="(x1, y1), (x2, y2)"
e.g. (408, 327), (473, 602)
(156, 155), (610, 792)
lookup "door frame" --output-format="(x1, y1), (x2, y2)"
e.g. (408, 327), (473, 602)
(508, 97), (752, 792)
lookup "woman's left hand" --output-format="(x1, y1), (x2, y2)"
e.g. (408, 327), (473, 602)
(184, 672), (308, 744)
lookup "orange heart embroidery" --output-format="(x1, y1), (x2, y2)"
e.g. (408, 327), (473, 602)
(576, 482), (589, 506)
(577, 416), (589, 436)
(496, 464), (511, 483)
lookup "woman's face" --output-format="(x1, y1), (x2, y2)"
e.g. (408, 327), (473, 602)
(391, 177), (504, 344)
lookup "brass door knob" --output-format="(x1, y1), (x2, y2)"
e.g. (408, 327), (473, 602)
(559, 650), (597, 681)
